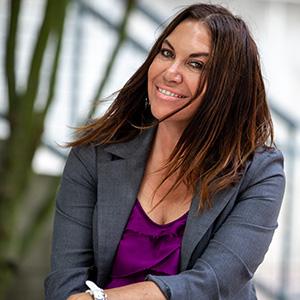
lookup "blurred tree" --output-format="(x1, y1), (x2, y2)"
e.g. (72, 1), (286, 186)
(0, 0), (137, 298)
(0, 0), (69, 297)
(88, 0), (137, 118)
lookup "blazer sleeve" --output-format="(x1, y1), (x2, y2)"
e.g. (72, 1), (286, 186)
(44, 145), (97, 300)
(147, 148), (285, 300)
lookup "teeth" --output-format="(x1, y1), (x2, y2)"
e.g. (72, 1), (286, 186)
(158, 88), (185, 98)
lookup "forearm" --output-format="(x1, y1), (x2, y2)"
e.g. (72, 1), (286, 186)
(67, 281), (166, 300)
(105, 281), (166, 300)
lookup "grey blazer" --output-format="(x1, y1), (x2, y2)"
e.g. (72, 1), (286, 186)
(45, 128), (285, 300)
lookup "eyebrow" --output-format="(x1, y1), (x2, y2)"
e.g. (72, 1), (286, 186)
(163, 39), (209, 58)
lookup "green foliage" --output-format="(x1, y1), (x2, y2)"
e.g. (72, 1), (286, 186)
(88, 0), (137, 118)
(0, 0), (69, 297)
(0, 0), (137, 298)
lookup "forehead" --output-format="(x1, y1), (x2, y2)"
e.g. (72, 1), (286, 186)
(165, 19), (211, 54)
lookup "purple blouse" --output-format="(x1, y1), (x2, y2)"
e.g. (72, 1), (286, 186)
(104, 200), (188, 288)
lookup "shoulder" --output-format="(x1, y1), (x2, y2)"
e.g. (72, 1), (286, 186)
(252, 146), (284, 164)
(66, 142), (114, 180)
(71, 142), (111, 164)
(68, 143), (97, 169)
(240, 146), (285, 193)
(247, 146), (284, 175)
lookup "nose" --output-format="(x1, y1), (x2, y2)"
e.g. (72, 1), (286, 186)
(163, 62), (183, 84)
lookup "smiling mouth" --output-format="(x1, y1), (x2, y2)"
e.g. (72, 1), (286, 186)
(157, 87), (187, 99)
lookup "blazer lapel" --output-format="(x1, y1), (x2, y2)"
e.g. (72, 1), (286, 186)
(95, 126), (241, 278)
(95, 128), (155, 280)
(180, 185), (239, 271)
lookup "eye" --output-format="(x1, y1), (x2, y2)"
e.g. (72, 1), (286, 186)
(160, 48), (174, 58)
(189, 61), (204, 70)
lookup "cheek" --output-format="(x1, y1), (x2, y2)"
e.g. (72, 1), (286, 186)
(147, 61), (160, 100)
(187, 75), (207, 101)
(148, 57), (164, 83)
(147, 65), (154, 85)
(186, 74), (202, 96)
(147, 64), (155, 94)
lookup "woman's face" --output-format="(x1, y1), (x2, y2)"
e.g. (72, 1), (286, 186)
(147, 19), (211, 128)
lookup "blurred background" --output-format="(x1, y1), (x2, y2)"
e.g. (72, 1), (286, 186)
(0, 0), (299, 299)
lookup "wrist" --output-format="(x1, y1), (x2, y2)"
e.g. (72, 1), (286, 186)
(85, 280), (108, 300)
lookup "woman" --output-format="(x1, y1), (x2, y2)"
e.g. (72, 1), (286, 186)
(45, 3), (285, 300)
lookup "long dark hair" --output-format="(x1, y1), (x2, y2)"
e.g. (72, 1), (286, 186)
(68, 4), (274, 210)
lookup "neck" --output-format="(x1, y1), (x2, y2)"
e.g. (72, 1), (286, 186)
(151, 121), (185, 163)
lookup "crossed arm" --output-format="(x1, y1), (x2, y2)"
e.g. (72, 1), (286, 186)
(67, 281), (166, 300)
